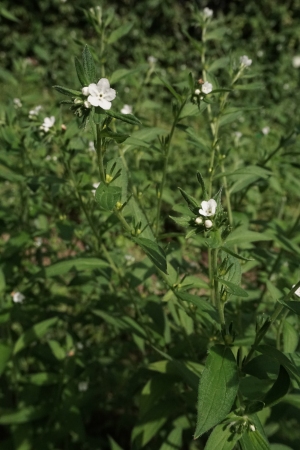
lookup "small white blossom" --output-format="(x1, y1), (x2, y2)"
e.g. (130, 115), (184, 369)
(13, 98), (22, 108)
(293, 285), (300, 297)
(34, 237), (42, 247)
(88, 141), (95, 152)
(12, 292), (25, 303)
(201, 81), (213, 94)
(148, 56), (157, 64)
(234, 131), (242, 139)
(257, 50), (264, 58)
(195, 217), (203, 225)
(205, 219), (213, 229)
(76, 342), (84, 350)
(240, 55), (252, 67)
(262, 126), (270, 135)
(78, 381), (88, 392)
(283, 83), (290, 90)
(195, 89), (201, 95)
(292, 56), (300, 68)
(92, 182), (100, 195)
(29, 105), (42, 119)
(121, 104), (132, 115)
(40, 116), (55, 133)
(199, 199), (217, 216)
(125, 254), (135, 263)
(203, 7), (213, 18)
(86, 79), (116, 110)
(249, 424), (256, 432)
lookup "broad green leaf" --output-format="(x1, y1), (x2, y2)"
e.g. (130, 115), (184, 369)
(0, 406), (48, 425)
(82, 45), (96, 84)
(176, 291), (218, 324)
(107, 23), (133, 44)
(169, 215), (192, 228)
(45, 257), (109, 277)
(126, 127), (168, 143)
(0, 7), (19, 22)
(21, 372), (60, 385)
(262, 365), (290, 407)
(194, 345), (239, 438)
(225, 227), (272, 246)
(131, 402), (171, 448)
(270, 445), (294, 450)
(53, 85), (82, 97)
(131, 237), (168, 274)
(204, 422), (242, 450)
(105, 109), (141, 125)
(283, 321), (299, 353)
(221, 246), (253, 262)
(13, 317), (59, 354)
(74, 57), (88, 86)
(257, 345), (300, 387)
(239, 429), (270, 450)
(242, 355), (279, 380)
(178, 102), (207, 119)
(0, 343), (12, 376)
(178, 187), (199, 212)
(110, 67), (141, 84)
(207, 56), (230, 72)
(279, 300), (300, 316)
(99, 129), (130, 143)
(234, 82), (264, 91)
(159, 427), (182, 450)
(158, 75), (182, 102)
(218, 278), (249, 297)
(0, 164), (25, 182)
(48, 339), (66, 360)
(95, 184), (122, 210)
(108, 436), (124, 450)
(219, 111), (242, 127)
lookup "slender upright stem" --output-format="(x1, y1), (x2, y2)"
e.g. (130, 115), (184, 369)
(96, 124), (106, 182)
(212, 248), (225, 326)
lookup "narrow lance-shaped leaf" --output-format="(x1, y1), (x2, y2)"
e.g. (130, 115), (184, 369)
(53, 85), (82, 97)
(194, 344), (239, 439)
(105, 109), (142, 125)
(13, 317), (59, 354)
(204, 422), (242, 450)
(75, 57), (89, 86)
(262, 365), (290, 407)
(107, 23), (133, 44)
(218, 278), (249, 298)
(131, 237), (168, 274)
(82, 45), (96, 84)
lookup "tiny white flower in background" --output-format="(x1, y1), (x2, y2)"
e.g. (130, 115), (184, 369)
(283, 83), (290, 90)
(292, 56), (300, 68)
(78, 381), (89, 392)
(201, 81), (213, 94)
(249, 424), (256, 432)
(13, 98), (22, 108)
(293, 285), (300, 297)
(76, 342), (84, 350)
(240, 55), (252, 67)
(203, 7), (213, 18)
(234, 131), (242, 139)
(125, 254), (135, 263)
(124, 86), (130, 93)
(147, 56), (157, 64)
(195, 217), (203, 225)
(12, 292), (25, 303)
(205, 219), (213, 229)
(86, 78), (116, 110)
(34, 237), (42, 247)
(92, 182), (100, 195)
(40, 116), (55, 132)
(121, 104), (132, 115)
(29, 105), (42, 119)
(194, 89), (201, 95)
(257, 50), (264, 58)
(199, 199), (217, 216)
(262, 126), (270, 135)
(88, 141), (95, 152)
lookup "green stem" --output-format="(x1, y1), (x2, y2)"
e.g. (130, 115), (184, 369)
(212, 248), (225, 326)
(96, 124), (106, 182)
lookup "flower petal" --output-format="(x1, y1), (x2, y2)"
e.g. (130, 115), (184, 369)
(88, 83), (99, 96)
(88, 95), (100, 107)
(98, 98), (112, 110)
(103, 88), (116, 101)
(96, 78), (110, 91)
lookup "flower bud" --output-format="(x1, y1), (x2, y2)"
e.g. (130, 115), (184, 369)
(82, 87), (89, 96)
(205, 219), (213, 229)
(195, 217), (203, 225)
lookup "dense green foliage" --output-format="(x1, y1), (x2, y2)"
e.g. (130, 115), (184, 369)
(1, 1), (300, 449)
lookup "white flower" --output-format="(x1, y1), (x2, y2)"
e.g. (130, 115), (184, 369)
(76, 342), (84, 350)
(292, 56), (300, 68)
(203, 7), (213, 18)
(29, 105), (42, 119)
(205, 219), (213, 229)
(201, 81), (213, 94)
(40, 116), (55, 132)
(262, 126), (270, 135)
(92, 182), (100, 195)
(293, 285), (300, 297)
(12, 292), (25, 303)
(199, 199), (217, 216)
(87, 79), (116, 110)
(78, 381), (88, 392)
(257, 50), (264, 58)
(34, 237), (42, 247)
(195, 217), (203, 225)
(249, 424), (256, 432)
(121, 104), (132, 115)
(234, 131), (242, 139)
(13, 98), (22, 108)
(147, 56), (157, 64)
(88, 141), (95, 152)
(195, 89), (201, 95)
(125, 254), (135, 263)
(240, 55), (252, 67)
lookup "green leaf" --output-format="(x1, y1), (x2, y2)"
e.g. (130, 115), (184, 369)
(279, 300), (300, 316)
(176, 291), (218, 324)
(0, 343), (12, 376)
(194, 345), (239, 438)
(159, 427), (182, 450)
(178, 187), (199, 212)
(257, 345), (300, 387)
(21, 372), (60, 386)
(99, 129), (130, 143)
(48, 339), (66, 360)
(270, 445), (294, 450)
(239, 429), (270, 450)
(53, 85), (82, 97)
(110, 67), (141, 84)
(158, 75), (182, 102)
(283, 321), (299, 353)
(0, 7), (19, 22)
(218, 278), (249, 297)
(107, 23), (133, 44)
(204, 422), (242, 450)
(74, 57), (89, 86)
(131, 237), (168, 274)
(45, 257), (109, 277)
(108, 436), (124, 450)
(0, 406), (48, 425)
(105, 109), (142, 125)
(131, 402), (170, 448)
(225, 227), (272, 246)
(221, 246), (253, 262)
(82, 45), (96, 84)
(13, 317), (59, 355)
(169, 215), (192, 228)
(95, 184), (122, 211)
(234, 82), (264, 91)
(0, 164), (25, 182)
(262, 365), (290, 407)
